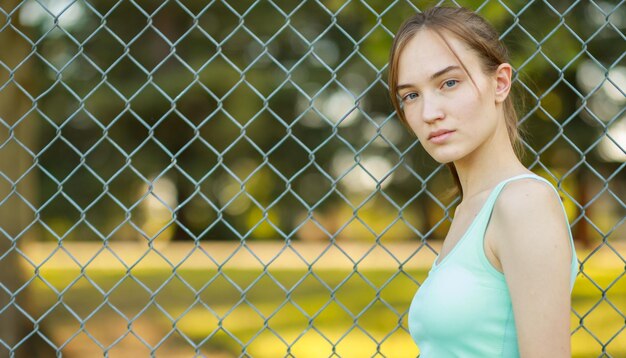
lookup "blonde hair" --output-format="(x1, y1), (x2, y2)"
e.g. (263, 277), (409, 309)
(388, 6), (527, 200)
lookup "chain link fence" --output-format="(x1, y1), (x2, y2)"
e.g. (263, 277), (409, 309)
(0, 0), (625, 356)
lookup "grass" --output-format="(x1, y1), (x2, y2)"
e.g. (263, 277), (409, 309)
(25, 265), (625, 357)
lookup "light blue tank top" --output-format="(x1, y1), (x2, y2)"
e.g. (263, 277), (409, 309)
(408, 173), (578, 357)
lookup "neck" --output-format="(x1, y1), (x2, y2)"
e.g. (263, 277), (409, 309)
(453, 121), (529, 202)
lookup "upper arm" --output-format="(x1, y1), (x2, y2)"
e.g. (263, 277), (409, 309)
(491, 179), (572, 358)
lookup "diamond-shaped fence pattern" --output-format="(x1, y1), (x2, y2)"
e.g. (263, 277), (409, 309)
(0, 0), (625, 357)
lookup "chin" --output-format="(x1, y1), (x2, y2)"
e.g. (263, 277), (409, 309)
(432, 156), (456, 165)
(426, 141), (476, 164)
(426, 148), (461, 164)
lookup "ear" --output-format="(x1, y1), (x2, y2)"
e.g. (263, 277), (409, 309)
(494, 63), (512, 104)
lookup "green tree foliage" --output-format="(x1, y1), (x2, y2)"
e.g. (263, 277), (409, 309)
(16, 0), (624, 242)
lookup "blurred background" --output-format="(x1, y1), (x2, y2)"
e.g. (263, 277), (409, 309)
(0, 0), (624, 357)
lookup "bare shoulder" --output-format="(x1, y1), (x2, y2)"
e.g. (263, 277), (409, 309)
(494, 178), (563, 224)
(490, 177), (571, 266)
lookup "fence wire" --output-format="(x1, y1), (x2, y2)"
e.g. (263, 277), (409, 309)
(0, 0), (625, 357)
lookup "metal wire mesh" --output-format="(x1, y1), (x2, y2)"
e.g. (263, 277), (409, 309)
(0, 0), (625, 357)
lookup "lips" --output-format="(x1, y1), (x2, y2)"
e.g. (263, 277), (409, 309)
(428, 129), (454, 139)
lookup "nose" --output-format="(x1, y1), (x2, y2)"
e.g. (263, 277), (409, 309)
(421, 94), (444, 123)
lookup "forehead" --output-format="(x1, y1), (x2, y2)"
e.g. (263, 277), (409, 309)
(397, 29), (475, 83)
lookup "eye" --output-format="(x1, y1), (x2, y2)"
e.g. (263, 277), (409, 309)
(443, 79), (458, 88)
(402, 92), (419, 102)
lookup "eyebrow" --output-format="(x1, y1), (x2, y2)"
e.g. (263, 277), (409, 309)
(397, 65), (462, 91)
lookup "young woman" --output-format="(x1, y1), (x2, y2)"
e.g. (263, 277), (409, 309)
(387, 6), (578, 357)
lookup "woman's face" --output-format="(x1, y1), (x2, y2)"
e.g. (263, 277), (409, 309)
(396, 29), (501, 164)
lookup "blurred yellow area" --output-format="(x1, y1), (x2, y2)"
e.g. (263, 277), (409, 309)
(19, 240), (626, 357)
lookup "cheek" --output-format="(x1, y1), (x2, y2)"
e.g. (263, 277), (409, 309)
(458, 80), (495, 113)
(466, 97), (497, 130)
(453, 87), (481, 112)
(403, 106), (425, 136)
(406, 120), (428, 143)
